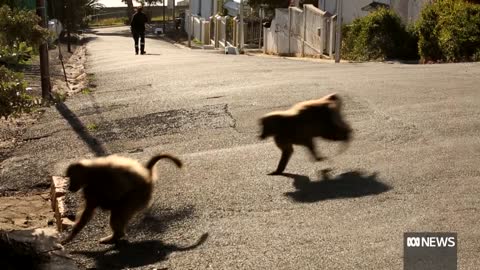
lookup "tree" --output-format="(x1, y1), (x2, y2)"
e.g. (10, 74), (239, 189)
(122, 0), (135, 21)
(49, 0), (104, 52)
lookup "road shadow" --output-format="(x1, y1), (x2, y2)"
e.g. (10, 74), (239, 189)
(55, 102), (108, 156)
(281, 170), (392, 203)
(72, 233), (208, 270)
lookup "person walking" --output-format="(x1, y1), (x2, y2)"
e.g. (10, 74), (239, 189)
(130, 7), (149, 55)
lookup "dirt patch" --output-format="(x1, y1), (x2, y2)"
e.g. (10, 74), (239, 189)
(0, 39), (89, 232)
(0, 193), (55, 231)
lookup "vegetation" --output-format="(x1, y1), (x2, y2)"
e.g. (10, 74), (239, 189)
(49, 0), (104, 52)
(0, 5), (50, 53)
(89, 17), (129, 27)
(0, 66), (35, 119)
(416, 0), (480, 62)
(342, 8), (418, 61)
(0, 4), (50, 118)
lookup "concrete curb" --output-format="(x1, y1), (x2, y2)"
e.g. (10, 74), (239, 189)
(50, 176), (74, 232)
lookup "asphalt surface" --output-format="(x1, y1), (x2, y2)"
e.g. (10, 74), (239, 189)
(1, 26), (479, 269)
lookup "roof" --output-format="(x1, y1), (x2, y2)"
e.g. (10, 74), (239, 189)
(361, 1), (390, 12)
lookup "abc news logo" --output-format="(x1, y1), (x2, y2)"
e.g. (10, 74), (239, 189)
(404, 233), (457, 270)
(406, 236), (456, 248)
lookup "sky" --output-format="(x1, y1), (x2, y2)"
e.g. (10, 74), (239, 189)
(98, 0), (184, 8)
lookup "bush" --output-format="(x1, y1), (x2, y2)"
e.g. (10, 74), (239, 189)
(342, 8), (418, 61)
(0, 5), (50, 49)
(417, 0), (480, 62)
(0, 5), (50, 66)
(0, 66), (35, 118)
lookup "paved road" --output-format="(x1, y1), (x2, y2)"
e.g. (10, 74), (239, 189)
(1, 26), (479, 269)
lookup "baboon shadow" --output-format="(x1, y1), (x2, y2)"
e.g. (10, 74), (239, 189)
(72, 206), (206, 269)
(282, 170), (392, 203)
(73, 233), (208, 270)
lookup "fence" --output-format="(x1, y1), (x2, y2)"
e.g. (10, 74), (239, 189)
(264, 4), (336, 58)
(185, 7), (263, 50)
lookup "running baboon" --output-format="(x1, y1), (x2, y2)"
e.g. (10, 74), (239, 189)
(259, 93), (352, 174)
(61, 154), (183, 245)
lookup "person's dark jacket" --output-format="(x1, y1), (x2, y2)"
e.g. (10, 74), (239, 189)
(131, 11), (148, 33)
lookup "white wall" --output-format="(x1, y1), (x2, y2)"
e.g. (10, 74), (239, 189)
(190, 0), (216, 18)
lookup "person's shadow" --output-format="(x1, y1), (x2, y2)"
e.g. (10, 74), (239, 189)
(281, 170), (392, 203)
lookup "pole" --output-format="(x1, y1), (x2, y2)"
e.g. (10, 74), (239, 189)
(172, 0), (176, 26)
(163, 0), (166, 32)
(187, 10), (192, 47)
(239, 0), (244, 52)
(259, 8), (263, 49)
(335, 0), (343, 63)
(36, 0), (51, 100)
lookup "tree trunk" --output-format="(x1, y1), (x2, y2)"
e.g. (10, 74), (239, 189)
(126, 0), (134, 22)
(67, 29), (71, 53)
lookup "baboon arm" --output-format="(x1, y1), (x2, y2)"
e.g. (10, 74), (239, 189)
(304, 140), (325, 161)
(62, 204), (95, 244)
(270, 141), (293, 175)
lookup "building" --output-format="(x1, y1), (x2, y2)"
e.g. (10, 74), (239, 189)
(320, 0), (431, 24)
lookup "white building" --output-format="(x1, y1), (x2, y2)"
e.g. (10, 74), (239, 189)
(319, 0), (430, 24)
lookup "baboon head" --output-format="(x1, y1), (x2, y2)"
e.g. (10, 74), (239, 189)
(259, 114), (283, 140)
(324, 107), (352, 142)
(317, 95), (352, 142)
(66, 163), (88, 192)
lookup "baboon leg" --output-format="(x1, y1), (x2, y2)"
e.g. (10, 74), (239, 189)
(62, 204), (95, 244)
(100, 189), (150, 244)
(270, 140), (293, 175)
(304, 139), (324, 161)
(100, 207), (133, 244)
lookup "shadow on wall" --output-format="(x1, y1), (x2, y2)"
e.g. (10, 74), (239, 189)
(281, 170), (392, 203)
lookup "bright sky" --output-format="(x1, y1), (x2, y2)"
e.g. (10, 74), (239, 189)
(98, 0), (183, 7)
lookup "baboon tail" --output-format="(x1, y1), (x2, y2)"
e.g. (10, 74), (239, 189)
(146, 154), (183, 173)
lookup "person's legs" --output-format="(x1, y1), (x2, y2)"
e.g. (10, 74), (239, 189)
(132, 32), (140, 54)
(140, 32), (146, 54)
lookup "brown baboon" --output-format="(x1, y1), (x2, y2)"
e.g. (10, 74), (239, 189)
(259, 93), (352, 175)
(61, 154), (182, 245)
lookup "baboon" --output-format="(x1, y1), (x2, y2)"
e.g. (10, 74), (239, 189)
(61, 154), (183, 245)
(259, 93), (352, 174)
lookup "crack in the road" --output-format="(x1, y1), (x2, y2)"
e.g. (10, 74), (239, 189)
(224, 104), (238, 131)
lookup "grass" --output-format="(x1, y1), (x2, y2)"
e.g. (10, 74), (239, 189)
(193, 38), (203, 45)
(81, 88), (92, 95)
(89, 17), (128, 27)
(86, 123), (98, 132)
(151, 15), (175, 22)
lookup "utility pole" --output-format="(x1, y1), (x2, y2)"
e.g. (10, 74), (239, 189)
(335, 0), (343, 63)
(163, 0), (166, 33)
(239, 0), (244, 52)
(187, 10), (192, 47)
(172, 0), (175, 25)
(36, 0), (51, 99)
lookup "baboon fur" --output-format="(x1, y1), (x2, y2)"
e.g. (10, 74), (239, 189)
(61, 154), (182, 245)
(259, 93), (352, 174)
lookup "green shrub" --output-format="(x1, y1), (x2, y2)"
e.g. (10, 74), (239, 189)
(417, 0), (480, 62)
(342, 8), (418, 61)
(0, 5), (50, 49)
(0, 66), (35, 118)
